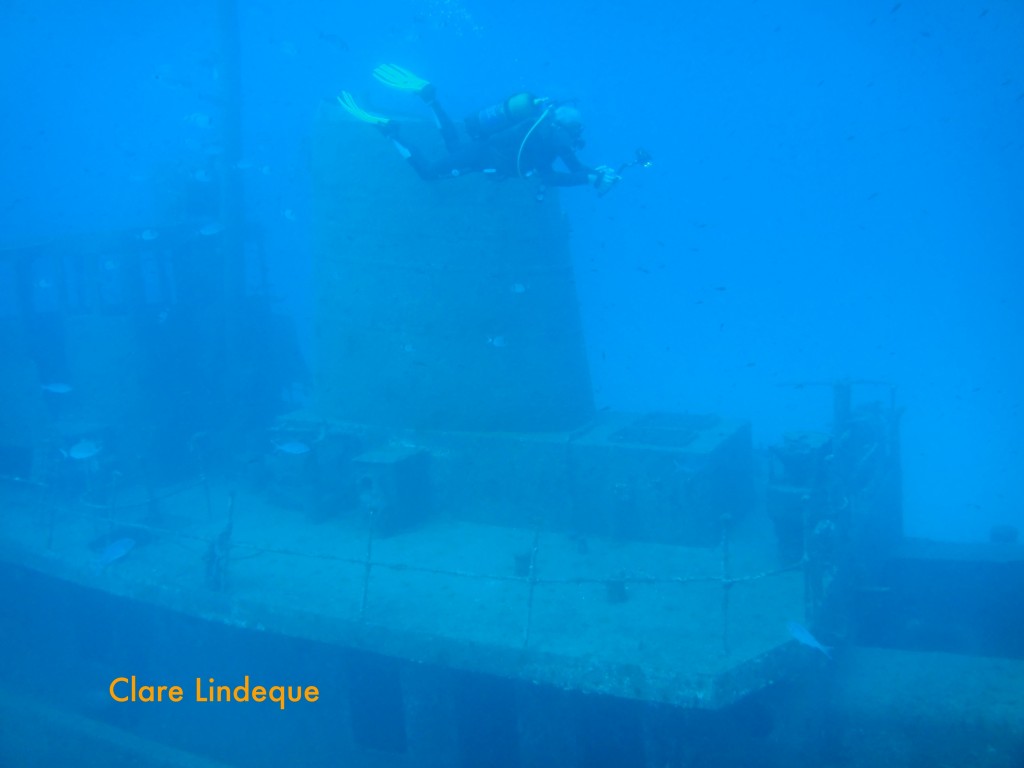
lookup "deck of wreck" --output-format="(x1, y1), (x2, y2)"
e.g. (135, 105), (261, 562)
(0, 474), (808, 710)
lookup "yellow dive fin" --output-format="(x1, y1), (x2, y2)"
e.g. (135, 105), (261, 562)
(372, 63), (431, 93)
(336, 92), (390, 125)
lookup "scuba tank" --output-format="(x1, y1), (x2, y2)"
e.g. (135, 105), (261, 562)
(464, 93), (541, 138)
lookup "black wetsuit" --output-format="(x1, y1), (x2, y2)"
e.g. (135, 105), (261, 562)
(393, 97), (594, 187)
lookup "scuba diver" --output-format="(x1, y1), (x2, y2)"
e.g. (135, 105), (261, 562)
(338, 64), (623, 195)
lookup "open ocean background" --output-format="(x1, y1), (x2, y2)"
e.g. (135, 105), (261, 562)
(1, 0), (1021, 542)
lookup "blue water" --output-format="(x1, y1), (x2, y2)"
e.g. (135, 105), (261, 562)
(1, 1), (1022, 765)
(3, 0), (1020, 540)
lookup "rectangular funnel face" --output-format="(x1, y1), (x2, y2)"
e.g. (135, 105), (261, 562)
(311, 115), (594, 432)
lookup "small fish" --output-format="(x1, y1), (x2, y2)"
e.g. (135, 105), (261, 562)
(318, 31), (349, 52)
(184, 112), (213, 127)
(62, 439), (101, 461)
(787, 621), (832, 659)
(41, 383), (72, 394)
(487, 335), (507, 348)
(273, 440), (310, 455)
(510, 282), (526, 294)
(140, 228), (159, 241)
(64, 442), (100, 460)
(95, 538), (135, 571)
(198, 222), (223, 236)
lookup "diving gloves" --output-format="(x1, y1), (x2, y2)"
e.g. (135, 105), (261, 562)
(591, 165), (621, 196)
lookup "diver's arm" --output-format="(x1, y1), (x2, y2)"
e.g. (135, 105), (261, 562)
(537, 149), (593, 186)
(542, 157), (620, 192)
(539, 169), (593, 186)
(559, 147), (591, 175)
(566, 147), (622, 194)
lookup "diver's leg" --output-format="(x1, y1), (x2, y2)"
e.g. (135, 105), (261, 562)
(432, 144), (491, 178)
(411, 145), (490, 181)
(372, 65), (461, 150)
(379, 124), (441, 181)
(419, 85), (461, 152)
(380, 123), (487, 182)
